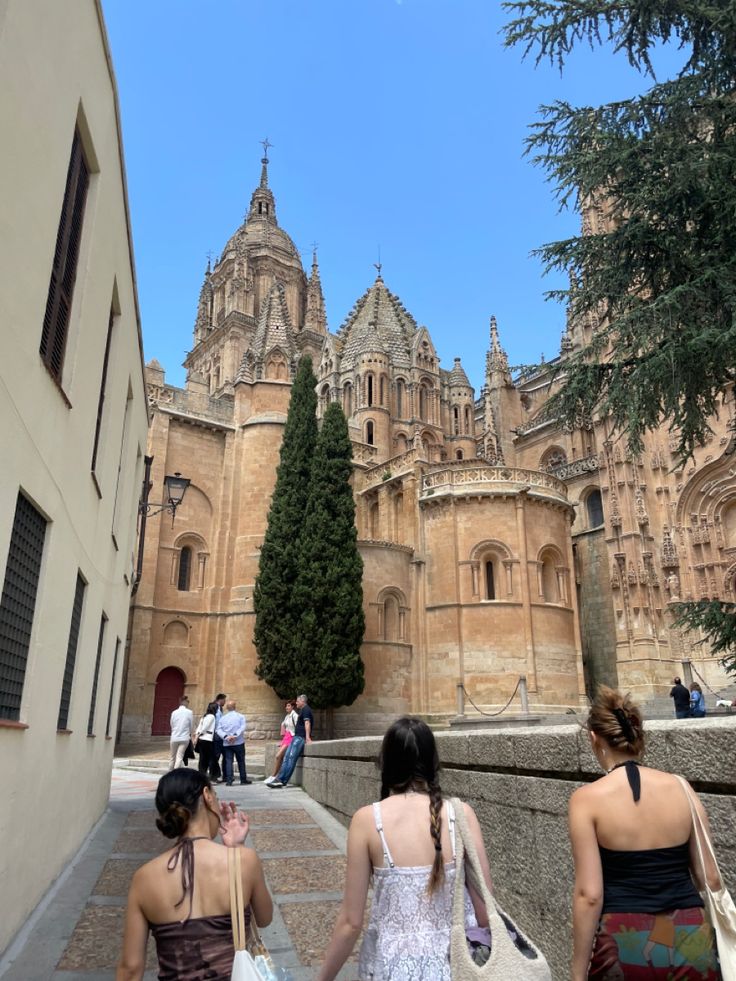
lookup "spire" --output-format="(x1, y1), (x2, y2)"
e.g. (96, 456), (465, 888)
(448, 357), (471, 388)
(486, 315), (511, 385)
(304, 248), (327, 333)
(248, 140), (277, 223)
(192, 261), (213, 346)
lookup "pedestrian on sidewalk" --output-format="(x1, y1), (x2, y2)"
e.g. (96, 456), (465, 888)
(216, 699), (251, 785)
(193, 701), (218, 775)
(670, 677), (692, 719)
(317, 716), (495, 981)
(210, 693), (227, 782)
(569, 685), (721, 980)
(264, 699), (298, 786)
(116, 769), (273, 981)
(267, 693), (312, 789)
(690, 682), (707, 718)
(169, 697), (193, 770)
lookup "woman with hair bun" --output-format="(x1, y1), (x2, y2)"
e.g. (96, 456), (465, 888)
(317, 716), (494, 980)
(569, 686), (721, 980)
(116, 768), (272, 981)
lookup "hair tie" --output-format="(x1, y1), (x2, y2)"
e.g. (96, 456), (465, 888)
(434, 842), (442, 851)
(613, 707), (635, 742)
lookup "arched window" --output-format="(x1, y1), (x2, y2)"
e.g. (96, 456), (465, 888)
(464, 406), (471, 435)
(586, 489), (604, 528)
(343, 382), (353, 416)
(367, 374), (374, 406)
(383, 595), (399, 641)
(540, 553), (558, 603)
(485, 560), (495, 600)
(380, 376), (386, 406)
(177, 547), (192, 591)
(393, 493), (403, 540)
(366, 420), (374, 445)
(419, 384), (429, 422)
(456, 450), (464, 461)
(396, 379), (404, 417)
(370, 501), (379, 539)
(453, 406), (460, 435)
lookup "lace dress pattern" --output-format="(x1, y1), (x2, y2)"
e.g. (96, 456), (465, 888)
(358, 800), (474, 981)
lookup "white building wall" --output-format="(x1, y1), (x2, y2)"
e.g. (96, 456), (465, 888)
(0, 0), (148, 954)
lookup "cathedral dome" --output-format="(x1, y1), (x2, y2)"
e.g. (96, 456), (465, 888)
(338, 274), (418, 369)
(219, 152), (302, 269)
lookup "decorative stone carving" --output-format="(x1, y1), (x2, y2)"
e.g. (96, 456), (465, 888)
(661, 526), (679, 568)
(549, 454), (599, 481)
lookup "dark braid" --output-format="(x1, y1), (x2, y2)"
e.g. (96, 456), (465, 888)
(427, 779), (445, 894)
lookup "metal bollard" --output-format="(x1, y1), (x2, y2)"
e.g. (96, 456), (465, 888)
(456, 683), (465, 718)
(519, 675), (529, 715)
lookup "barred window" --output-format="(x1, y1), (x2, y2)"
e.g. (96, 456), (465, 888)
(40, 129), (90, 381)
(87, 613), (107, 735)
(105, 637), (121, 738)
(0, 493), (48, 720)
(57, 572), (86, 730)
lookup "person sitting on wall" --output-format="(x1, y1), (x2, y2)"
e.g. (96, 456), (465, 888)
(215, 700), (251, 786)
(669, 677), (691, 719)
(267, 694), (313, 788)
(264, 699), (299, 786)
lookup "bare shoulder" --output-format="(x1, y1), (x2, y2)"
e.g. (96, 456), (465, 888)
(129, 850), (170, 891)
(350, 803), (376, 830)
(569, 782), (597, 810)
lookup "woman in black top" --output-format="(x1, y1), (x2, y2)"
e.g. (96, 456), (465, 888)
(569, 686), (721, 980)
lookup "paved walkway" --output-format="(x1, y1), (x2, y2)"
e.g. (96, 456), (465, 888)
(0, 767), (359, 981)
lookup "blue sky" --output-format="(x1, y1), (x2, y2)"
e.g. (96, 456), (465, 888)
(102, 1), (685, 394)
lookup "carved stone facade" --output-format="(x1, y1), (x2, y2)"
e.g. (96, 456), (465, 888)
(121, 160), (734, 742)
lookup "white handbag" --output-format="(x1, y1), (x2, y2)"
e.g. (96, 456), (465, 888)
(677, 776), (736, 981)
(228, 848), (262, 981)
(450, 798), (551, 980)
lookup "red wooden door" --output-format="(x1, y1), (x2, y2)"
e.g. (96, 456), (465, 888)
(151, 667), (185, 735)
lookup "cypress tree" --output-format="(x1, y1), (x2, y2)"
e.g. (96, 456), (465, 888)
(293, 401), (365, 710)
(254, 355), (318, 697)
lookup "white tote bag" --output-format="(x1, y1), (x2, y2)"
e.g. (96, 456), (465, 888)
(677, 776), (736, 981)
(450, 798), (551, 980)
(228, 848), (262, 981)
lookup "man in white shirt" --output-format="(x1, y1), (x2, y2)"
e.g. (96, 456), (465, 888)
(169, 697), (194, 770)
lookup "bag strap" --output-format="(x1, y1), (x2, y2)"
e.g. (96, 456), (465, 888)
(450, 797), (497, 922)
(675, 776), (723, 891)
(228, 847), (247, 951)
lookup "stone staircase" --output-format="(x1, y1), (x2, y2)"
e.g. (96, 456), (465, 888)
(115, 741), (268, 779)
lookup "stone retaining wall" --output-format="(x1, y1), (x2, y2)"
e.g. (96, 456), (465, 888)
(298, 718), (736, 980)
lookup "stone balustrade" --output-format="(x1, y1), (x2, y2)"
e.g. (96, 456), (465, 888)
(420, 463), (569, 501)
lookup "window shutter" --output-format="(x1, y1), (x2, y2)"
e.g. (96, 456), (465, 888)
(57, 572), (86, 730)
(91, 310), (115, 474)
(0, 494), (48, 720)
(87, 614), (107, 735)
(40, 129), (90, 381)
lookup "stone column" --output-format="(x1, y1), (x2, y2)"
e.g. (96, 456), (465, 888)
(564, 510), (588, 699)
(515, 491), (537, 691)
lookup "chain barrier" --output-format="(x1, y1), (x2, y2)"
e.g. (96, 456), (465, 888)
(690, 662), (727, 701)
(460, 677), (521, 718)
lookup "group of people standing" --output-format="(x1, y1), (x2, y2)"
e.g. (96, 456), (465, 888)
(123, 685), (727, 981)
(670, 677), (708, 719)
(169, 693), (252, 786)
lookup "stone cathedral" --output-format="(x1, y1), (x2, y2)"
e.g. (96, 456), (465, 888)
(120, 154), (735, 741)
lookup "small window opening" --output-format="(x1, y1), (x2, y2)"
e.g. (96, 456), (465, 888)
(485, 561), (495, 600)
(178, 547), (192, 591)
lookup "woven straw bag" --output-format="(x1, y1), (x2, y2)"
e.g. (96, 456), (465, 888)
(450, 799), (551, 980)
(676, 777), (736, 981)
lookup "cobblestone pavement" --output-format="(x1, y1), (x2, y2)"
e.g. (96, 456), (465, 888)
(0, 766), (359, 981)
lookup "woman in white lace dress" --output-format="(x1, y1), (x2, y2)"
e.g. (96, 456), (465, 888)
(317, 717), (494, 981)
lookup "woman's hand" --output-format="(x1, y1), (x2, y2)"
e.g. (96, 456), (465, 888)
(219, 801), (250, 846)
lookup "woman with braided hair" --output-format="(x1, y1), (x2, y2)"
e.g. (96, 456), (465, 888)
(116, 768), (272, 981)
(570, 686), (721, 980)
(317, 716), (493, 980)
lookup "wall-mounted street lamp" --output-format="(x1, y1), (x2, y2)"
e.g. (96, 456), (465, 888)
(131, 455), (190, 594)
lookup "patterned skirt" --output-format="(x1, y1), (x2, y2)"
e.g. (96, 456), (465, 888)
(588, 908), (721, 979)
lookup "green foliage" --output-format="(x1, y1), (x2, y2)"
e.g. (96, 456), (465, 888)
(254, 356), (318, 697)
(293, 402), (365, 710)
(671, 599), (736, 678)
(503, 1), (736, 460)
